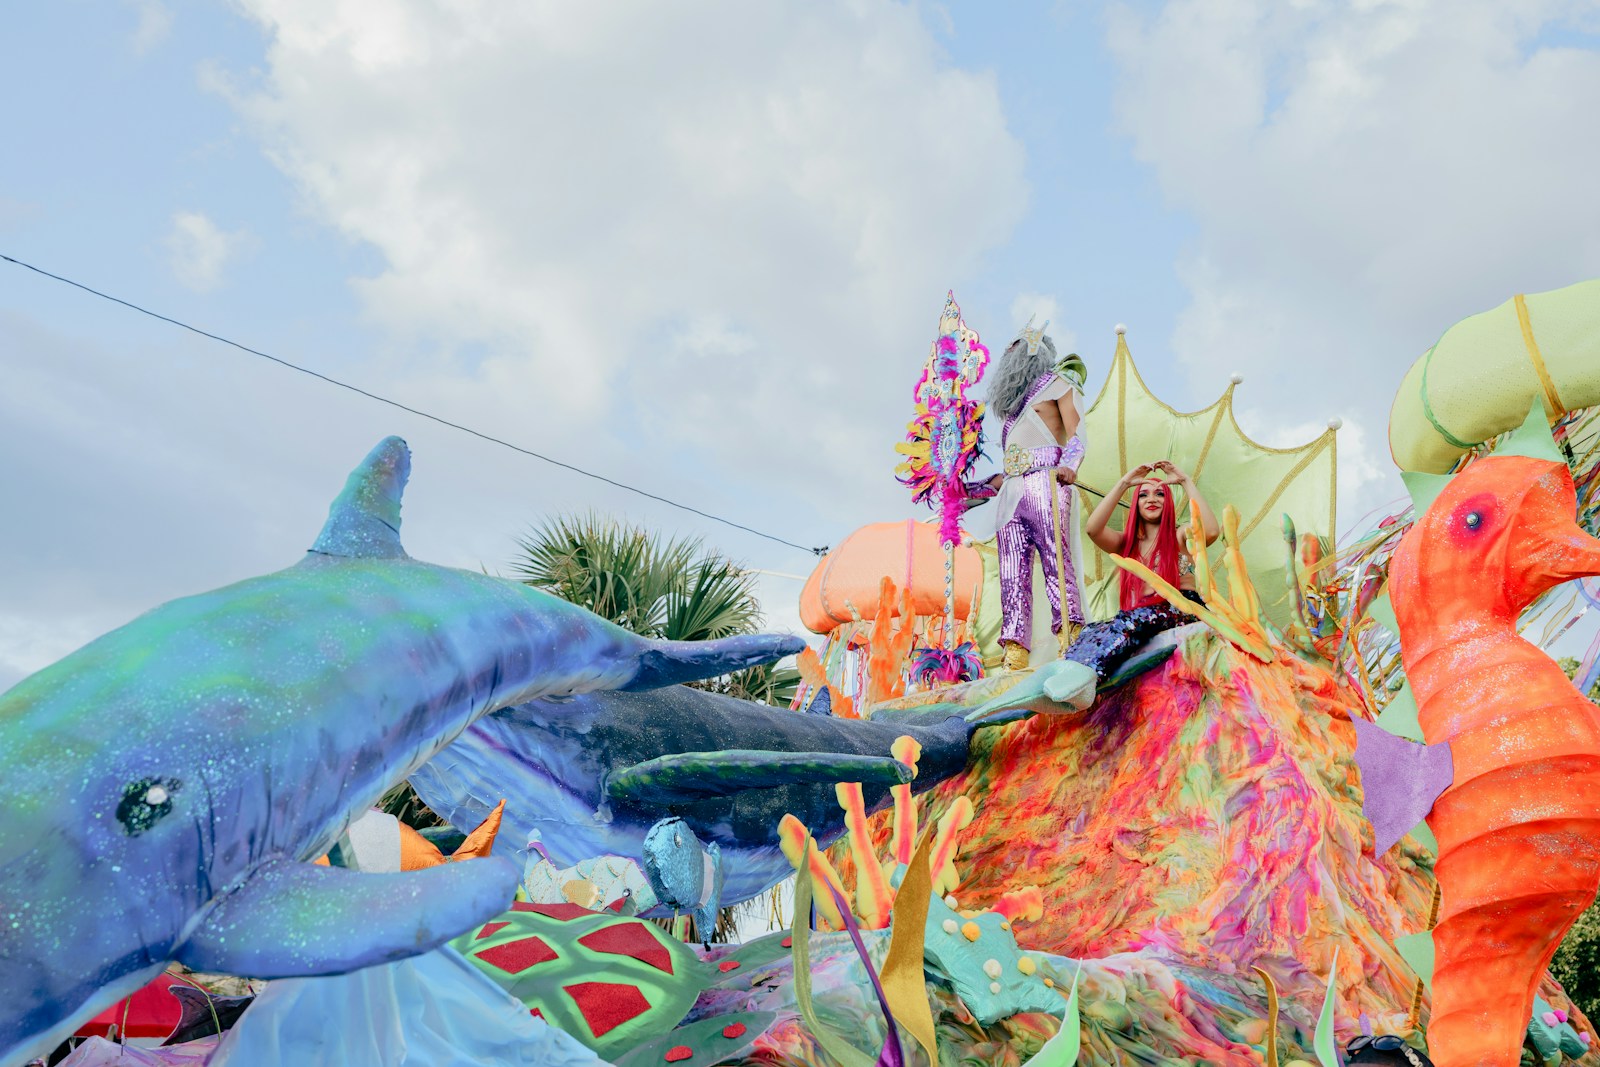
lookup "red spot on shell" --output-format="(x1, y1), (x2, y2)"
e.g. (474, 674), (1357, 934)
(564, 981), (652, 1037)
(665, 1046), (693, 1062)
(476, 935), (558, 974)
(578, 921), (675, 975)
(510, 901), (593, 920)
(474, 921), (509, 940)
(717, 960), (741, 972)
(722, 1023), (748, 1039)
(781, 936), (793, 947)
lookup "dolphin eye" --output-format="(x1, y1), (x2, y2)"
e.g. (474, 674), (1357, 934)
(673, 833), (683, 847)
(116, 777), (181, 836)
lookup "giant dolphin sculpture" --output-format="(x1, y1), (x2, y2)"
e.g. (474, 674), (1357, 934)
(0, 437), (802, 1066)
(410, 658), (1102, 906)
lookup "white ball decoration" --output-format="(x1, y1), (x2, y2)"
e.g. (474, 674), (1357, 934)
(1114, 323), (1127, 336)
(1328, 417), (1344, 430)
(1229, 373), (1244, 385)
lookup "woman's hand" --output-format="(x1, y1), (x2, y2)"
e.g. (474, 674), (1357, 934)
(1056, 468), (1076, 486)
(1120, 462), (1153, 490)
(1154, 459), (1192, 486)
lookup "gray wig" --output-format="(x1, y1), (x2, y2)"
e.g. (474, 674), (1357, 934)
(988, 334), (1079, 421)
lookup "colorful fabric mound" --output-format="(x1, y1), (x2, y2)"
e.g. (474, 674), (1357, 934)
(827, 629), (1449, 1062)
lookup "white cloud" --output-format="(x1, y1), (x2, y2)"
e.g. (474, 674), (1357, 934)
(2, 3), (1030, 686)
(165, 211), (252, 291)
(1106, 0), (1600, 530)
(126, 0), (174, 54)
(218, 0), (1028, 537)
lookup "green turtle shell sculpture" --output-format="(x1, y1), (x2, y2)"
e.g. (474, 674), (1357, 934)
(452, 901), (710, 1059)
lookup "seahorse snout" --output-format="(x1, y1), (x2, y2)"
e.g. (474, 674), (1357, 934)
(1506, 474), (1600, 606)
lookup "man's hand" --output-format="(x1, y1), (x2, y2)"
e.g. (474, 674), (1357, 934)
(1056, 468), (1077, 486)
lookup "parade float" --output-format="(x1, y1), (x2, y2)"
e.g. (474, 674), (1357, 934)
(5, 282), (1600, 1067)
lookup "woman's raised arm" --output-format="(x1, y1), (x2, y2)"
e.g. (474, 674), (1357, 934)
(1085, 463), (1150, 553)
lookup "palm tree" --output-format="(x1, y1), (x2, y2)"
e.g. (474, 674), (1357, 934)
(509, 514), (799, 705)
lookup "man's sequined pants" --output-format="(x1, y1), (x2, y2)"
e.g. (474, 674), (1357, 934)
(997, 472), (1082, 650)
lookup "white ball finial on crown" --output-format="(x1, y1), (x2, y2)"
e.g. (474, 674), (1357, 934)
(1114, 323), (1127, 336)
(1229, 373), (1244, 385)
(1328, 417), (1343, 430)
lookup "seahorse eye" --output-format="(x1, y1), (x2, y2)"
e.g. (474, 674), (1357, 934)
(1449, 493), (1497, 543)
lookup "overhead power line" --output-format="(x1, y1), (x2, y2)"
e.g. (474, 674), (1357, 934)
(1, 252), (830, 557)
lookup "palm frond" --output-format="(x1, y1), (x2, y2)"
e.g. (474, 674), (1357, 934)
(511, 512), (795, 705)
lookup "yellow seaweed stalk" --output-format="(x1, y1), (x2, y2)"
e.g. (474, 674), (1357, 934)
(1111, 503), (1275, 662)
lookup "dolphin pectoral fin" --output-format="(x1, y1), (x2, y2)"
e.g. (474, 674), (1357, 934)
(176, 855), (518, 978)
(964, 703), (1035, 727)
(868, 702), (965, 725)
(624, 634), (807, 690)
(608, 750), (913, 804)
(964, 661), (1100, 726)
(1041, 660), (1097, 709)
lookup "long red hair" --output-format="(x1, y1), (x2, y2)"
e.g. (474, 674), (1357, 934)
(1118, 480), (1182, 611)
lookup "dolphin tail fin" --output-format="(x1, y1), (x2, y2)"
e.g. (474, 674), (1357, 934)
(608, 750), (913, 804)
(176, 855), (518, 978)
(309, 437), (411, 559)
(624, 633), (807, 690)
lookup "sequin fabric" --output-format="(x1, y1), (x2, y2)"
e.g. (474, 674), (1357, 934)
(996, 373), (1086, 649)
(1062, 593), (1203, 679)
(997, 474), (1082, 648)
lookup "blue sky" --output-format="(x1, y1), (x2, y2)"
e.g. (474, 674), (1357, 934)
(4, 0), (1600, 684)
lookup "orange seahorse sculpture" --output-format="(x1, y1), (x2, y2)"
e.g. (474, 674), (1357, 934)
(1388, 403), (1600, 1067)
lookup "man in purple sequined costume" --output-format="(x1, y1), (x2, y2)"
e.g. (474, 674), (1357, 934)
(985, 321), (1088, 671)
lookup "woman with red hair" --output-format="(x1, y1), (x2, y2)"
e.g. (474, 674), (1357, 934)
(1085, 460), (1220, 611)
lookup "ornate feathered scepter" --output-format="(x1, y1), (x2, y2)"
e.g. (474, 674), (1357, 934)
(895, 291), (989, 685)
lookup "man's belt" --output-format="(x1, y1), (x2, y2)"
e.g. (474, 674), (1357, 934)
(1003, 444), (1067, 478)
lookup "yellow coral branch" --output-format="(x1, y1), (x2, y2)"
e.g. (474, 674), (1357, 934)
(836, 783), (894, 928)
(779, 813), (847, 929)
(930, 796), (975, 896)
(1110, 502), (1275, 662)
(888, 736), (923, 866)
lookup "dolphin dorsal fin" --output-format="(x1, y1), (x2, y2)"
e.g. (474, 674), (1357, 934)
(310, 437), (411, 559)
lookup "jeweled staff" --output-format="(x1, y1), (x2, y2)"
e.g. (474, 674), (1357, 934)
(895, 291), (989, 684)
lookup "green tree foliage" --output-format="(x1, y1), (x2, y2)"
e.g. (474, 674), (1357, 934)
(1553, 904), (1600, 1025)
(1550, 656), (1600, 1021)
(509, 513), (798, 705)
